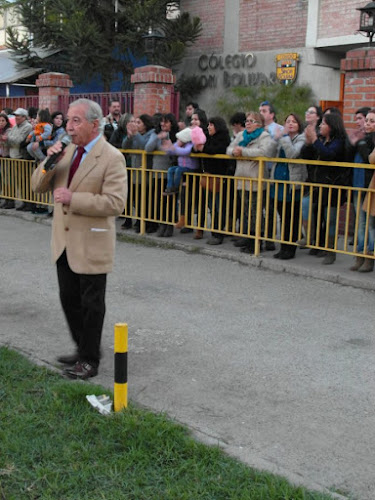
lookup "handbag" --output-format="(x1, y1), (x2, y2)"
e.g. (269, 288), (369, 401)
(200, 175), (220, 192)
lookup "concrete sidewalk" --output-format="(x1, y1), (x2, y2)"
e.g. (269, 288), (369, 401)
(2, 206), (374, 292)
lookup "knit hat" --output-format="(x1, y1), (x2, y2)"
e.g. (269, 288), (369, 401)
(191, 126), (207, 146)
(176, 127), (192, 144)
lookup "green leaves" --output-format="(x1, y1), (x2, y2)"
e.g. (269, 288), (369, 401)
(217, 83), (316, 123)
(3, 0), (202, 91)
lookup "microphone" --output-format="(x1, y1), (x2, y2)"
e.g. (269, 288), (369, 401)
(43, 134), (72, 172)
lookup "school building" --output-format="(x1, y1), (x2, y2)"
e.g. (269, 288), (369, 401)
(179, 0), (375, 127)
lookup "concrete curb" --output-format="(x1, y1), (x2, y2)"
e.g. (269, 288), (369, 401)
(2, 208), (375, 293)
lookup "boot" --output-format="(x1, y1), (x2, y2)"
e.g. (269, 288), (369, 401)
(350, 256), (365, 272)
(358, 257), (374, 273)
(164, 225), (173, 237)
(175, 215), (185, 229)
(322, 237), (336, 265)
(157, 224), (167, 237)
(193, 230), (203, 240)
(3, 200), (15, 209)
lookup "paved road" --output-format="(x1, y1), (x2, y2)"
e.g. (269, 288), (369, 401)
(1, 215), (375, 499)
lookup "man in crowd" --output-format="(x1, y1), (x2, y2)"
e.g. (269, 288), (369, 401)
(349, 106), (371, 145)
(32, 98), (127, 380)
(104, 99), (121, 140)
(259, 101), (283, 251)
(178, 101), (199, 129)
(2, 108), (33, 210)
(229, 112), (246, 139)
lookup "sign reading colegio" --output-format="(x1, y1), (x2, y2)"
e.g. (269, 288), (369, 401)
(197, 53), (277, 89)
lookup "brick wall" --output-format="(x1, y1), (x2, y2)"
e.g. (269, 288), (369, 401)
(239, 0), (308, 51)
(341, 48), (375, 128)
(131, 66), (176, 116)
(180, 0), (226, 54)
(318, 0), (363, 39)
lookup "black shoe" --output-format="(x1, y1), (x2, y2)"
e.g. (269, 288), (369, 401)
(3, 200), (15, 209)
(316, 250), (327, 258)
(22, 203), (34, 212)
(180, 227), (193, 234)
(207, 236), (223, 245)
(265, 242), (276, 251)
(16, 203), (26, 211)
(121, 219), (132, 229)
(273, 251), (282, 259)
(308, 248), (319, 256)
(157, 224), (167, 237)
(279, 252), (295, 260)
(57, 353), (79, 365)
(36, 206), (48, 214)
(146, 223), (158, 234)
(234, 238), (250, 248)
(63, 361), (98, 380)
(164, 225), (173, 237)
(240, 244), (255, 254)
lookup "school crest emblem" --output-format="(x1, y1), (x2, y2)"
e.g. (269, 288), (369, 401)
(275, 53), (299, 85)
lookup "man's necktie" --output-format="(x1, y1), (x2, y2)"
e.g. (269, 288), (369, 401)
(68, 146), (85, 186)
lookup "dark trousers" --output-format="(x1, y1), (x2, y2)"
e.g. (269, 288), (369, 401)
(56, 251), (106, 366)
(277, 199), (300, 256)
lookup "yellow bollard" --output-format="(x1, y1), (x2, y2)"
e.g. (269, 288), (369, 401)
(114, 323), (128, 411)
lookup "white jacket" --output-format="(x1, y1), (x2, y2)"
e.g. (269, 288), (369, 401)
(226, 130), (277, 191)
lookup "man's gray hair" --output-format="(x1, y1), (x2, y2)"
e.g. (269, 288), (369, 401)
(69, 98), (105, 132)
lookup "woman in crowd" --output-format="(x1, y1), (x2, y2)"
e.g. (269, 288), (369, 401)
(109, 113), (133, 149)
(297, 105), (323, 251)
(122, 114), (155, 233)
(44, 111), (65, 148)
(193, 116), (231, 244)
(0, 113), (13, 208)
(350, 109), (375, 272)
(176, 108), (208, 235)
(270, 113), (307, 259)
(227, 111), (277, 254)
(145, 113), (179, 237)
(110, 113), (135, 229)
(301, 112), (348, 265)
(26, 108), (52, 162)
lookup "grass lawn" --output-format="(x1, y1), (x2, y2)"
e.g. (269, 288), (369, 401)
(0, 347), (334, 500)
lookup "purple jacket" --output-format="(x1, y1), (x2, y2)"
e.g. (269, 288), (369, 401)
(167, 141), (199, 170)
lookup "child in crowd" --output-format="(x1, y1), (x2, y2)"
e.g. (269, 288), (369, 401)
(26, 108), (52, 162)
(163, 126), (206, 195)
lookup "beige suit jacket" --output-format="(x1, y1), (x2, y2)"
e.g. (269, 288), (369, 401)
(31, 136), (127, 274)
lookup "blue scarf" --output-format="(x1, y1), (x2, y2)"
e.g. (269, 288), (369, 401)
(239, 127), (264, 147)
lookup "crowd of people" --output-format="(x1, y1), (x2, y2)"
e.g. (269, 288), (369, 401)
(1, 98), (375, 272)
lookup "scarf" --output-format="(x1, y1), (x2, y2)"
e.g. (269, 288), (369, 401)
(239, 127), (264, 147)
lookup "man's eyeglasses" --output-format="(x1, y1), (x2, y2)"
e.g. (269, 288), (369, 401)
(245, 119), (259, 124)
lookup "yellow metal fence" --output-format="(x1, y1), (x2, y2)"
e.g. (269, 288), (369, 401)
(1, 152), (375, 259)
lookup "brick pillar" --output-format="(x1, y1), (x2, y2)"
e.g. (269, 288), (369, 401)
(131, 65), (176, 117)
(35, 72), (73, 113)
(341, 48), (375, 129)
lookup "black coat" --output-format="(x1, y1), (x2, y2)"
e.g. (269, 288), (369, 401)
(201, 130), (231, 175)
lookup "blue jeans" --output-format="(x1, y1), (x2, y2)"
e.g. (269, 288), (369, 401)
(167, 166), (190, 189)
(302, 193), (337, 242)
(353, 191), (375, 252)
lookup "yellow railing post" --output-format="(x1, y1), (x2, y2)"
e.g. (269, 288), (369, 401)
(114, 323), (128, 412)
(254, 158), (265, 256)
(140, 151), (147, 234)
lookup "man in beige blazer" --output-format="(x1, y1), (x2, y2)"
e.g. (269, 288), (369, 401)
(32, 98), (127, 379)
